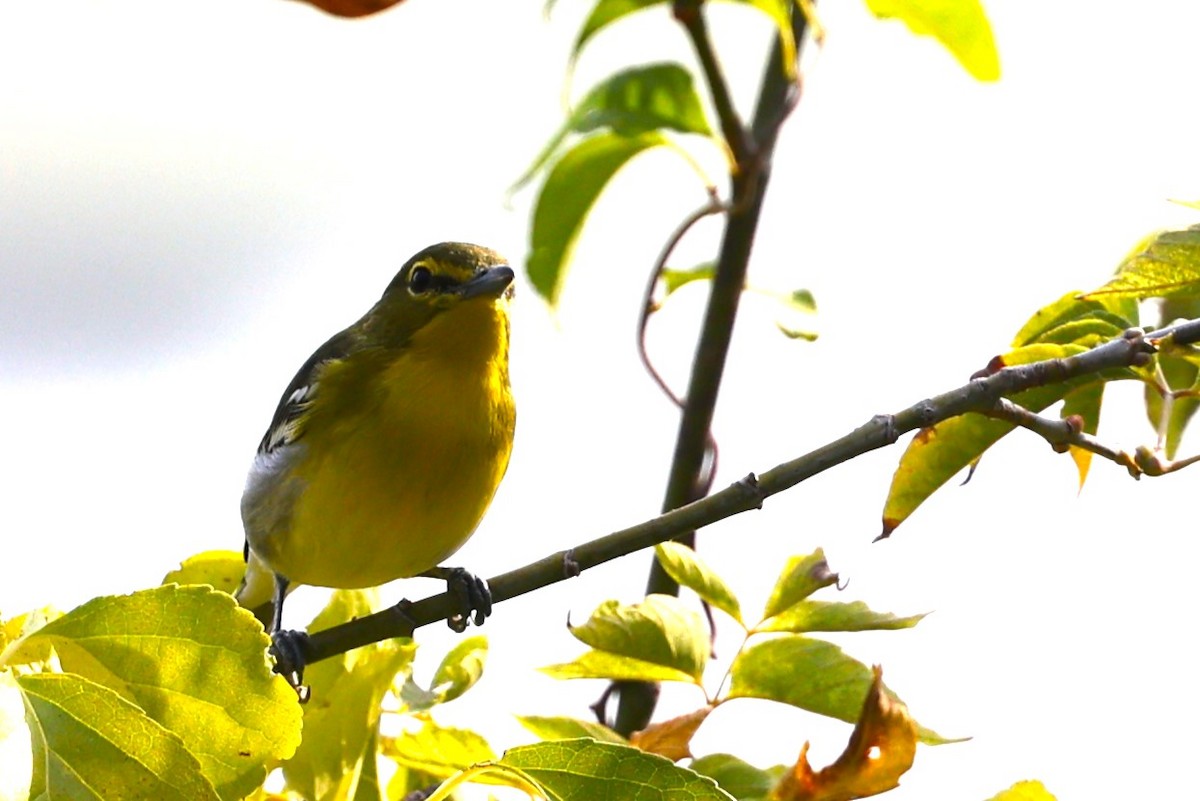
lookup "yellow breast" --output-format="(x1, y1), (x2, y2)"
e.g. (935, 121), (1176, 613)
(266, 299), (514, 589)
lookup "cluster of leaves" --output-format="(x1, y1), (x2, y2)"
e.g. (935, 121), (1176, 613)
(0, 582), (301, 801)
(0, 544), (916, 801)
(1, 540), (1067, 800)
(3, 554), (723, 801)
(882, 224), (1200, 536)
(533, 541), (954, 800)
(506, 0), (1000, 310)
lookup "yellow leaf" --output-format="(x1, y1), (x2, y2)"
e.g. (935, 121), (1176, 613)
(1085, 224), (1200, 300)
(986, 779), (1058, 800)
(630, 706), (713, 762)
(770, 666), (917, 800)
(162, 550), (246, 596)
(864, 0), (1001, 81)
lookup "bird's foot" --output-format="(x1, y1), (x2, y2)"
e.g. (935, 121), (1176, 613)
(423, 566), (492, 632)
(269, 629), (312, 701)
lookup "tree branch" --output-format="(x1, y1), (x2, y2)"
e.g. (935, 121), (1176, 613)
(617, 0), (809, 733)
(643, 0), (808, 613)
(673, 0), (753, 164)
(288, 321), (1189, 671)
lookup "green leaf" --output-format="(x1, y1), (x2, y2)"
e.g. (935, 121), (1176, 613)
(567, 594), (709, 680)
(728, 635), (873, 723)
(657, 272), (820, 340)
(743, 0), (799, 71)
(1144, 353), (1200, 459)
(513, 62), (713, 194)
(986, 779), (1058, 800)
(573, 0), (665, 59)
(772, 287), (820, 341)
(1086, 224), (1200, 300)
(19, 672), (220, 801)
(354, 730), (384, 801)
(880, 342), (1139, 536)
(568, 62), (715, 137)
(516, 715), (628, 744)
(161, 550), (246, 596)
(728, 636), (953, 744)
(500, 739), (736, 800)
(283, 589), (415, 801)
(1157, 295), (1200, 327)
(438, 762), (548, 798)
(430, 635), (487, 705)
(1011, 291), (1136, 348)
(8, 585), (301, 801)
(655, 542), (744, 625)
(1153, 296), (1200, 376)
(758, 600), (926, 633)
(527, 131), (666, 305)
(864, 0), (1001, 81)
(382, 720), (497, 780)
(572, 0), (796, 77)
(396, 637), (487, 712)
(689, 753), (785, 801)
(786, 288), (817, 314)
(1026, 316), (1127, 348)
(662, 262), (716, 297)
(890, 288), (1133, 499)
(540, 648), (699, 684)
(760, 549), (838, 622)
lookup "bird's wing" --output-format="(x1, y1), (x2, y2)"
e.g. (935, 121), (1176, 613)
(256, 328), (359, 455)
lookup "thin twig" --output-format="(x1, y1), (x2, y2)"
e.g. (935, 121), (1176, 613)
(673, 0), (753, 164)
(636, 190), (727, 408)
(981, 397), (1141, 477)
(633, 192), (729, 552)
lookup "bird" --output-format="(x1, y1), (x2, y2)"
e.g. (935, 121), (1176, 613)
(235, 242), (516, 675)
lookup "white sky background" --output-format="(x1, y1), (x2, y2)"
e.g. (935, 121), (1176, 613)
(3, 0), (1200, 798)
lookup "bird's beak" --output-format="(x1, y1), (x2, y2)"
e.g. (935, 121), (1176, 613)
(460, 265), (515, 300)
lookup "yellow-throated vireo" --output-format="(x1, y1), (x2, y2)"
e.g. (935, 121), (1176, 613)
(236, 242), (515, 665)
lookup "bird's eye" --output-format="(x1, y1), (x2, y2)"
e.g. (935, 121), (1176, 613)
(408, 266), (433, 295)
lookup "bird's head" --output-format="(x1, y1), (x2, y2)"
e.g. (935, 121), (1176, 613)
(365, 242), (514, 345)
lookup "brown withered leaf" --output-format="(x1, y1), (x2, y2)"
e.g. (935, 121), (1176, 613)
(294, 0), (404, 18)
(629, 706), (713, 762)
(771, 666), (917, 801)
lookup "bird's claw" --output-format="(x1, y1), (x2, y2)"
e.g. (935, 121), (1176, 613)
(441, 567), (492, 632)
(269, 628), (311, 700)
